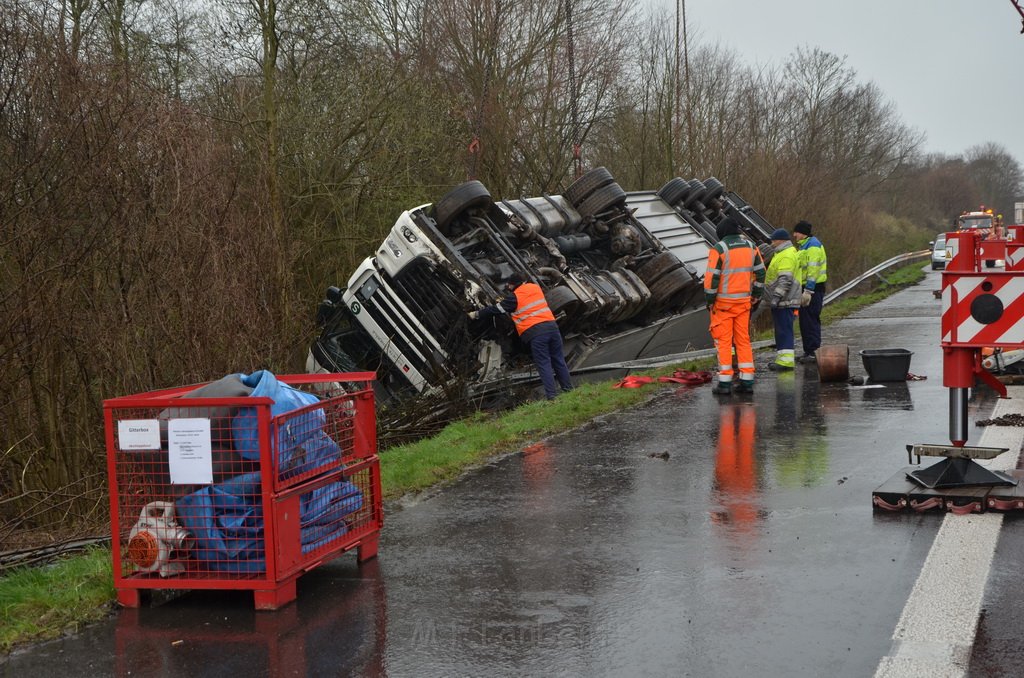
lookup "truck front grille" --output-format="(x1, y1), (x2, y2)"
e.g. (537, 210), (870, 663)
(390, 260), (468, 358)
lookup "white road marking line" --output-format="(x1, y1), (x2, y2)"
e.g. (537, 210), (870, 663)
(875, 386), (1024, 678)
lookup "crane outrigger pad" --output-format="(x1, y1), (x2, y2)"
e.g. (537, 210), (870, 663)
(906, 457), (1017, 489)
(872, 467), (1008, 514)
(906, 444), (1009, 461)
(902, 444), (1016, 490)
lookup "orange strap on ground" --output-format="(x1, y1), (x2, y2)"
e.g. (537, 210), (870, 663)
(613, 371), (712, 388)
(613, 376), (655, 388)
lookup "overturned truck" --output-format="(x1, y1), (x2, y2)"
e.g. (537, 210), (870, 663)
(309, 168), (777, 402)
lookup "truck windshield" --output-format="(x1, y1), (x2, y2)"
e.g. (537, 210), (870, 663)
(959, 216), (993, 230)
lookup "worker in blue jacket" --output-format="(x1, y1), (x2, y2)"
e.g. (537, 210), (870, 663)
(793, 220), (828, 363)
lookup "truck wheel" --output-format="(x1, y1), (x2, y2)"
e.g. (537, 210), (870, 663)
(433, 180), (492, 231)
(637, 251), (684, 286)
(564, 167), (615, 207)
(648, 268), (698, 309)
(657, 177), (691, 206)
(577, 182), (627, 218)
(683, 180), (708, 208)
(703, 177), (725, 202)
(546, 285), (582, 321)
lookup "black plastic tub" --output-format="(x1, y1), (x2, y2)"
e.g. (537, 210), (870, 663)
(859, 349), (913, 382)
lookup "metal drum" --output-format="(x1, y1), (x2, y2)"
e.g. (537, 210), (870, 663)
(816, 344), (850, 382)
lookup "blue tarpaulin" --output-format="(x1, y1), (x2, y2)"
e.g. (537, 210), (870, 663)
(231, 370), (342, 478)
(177, 473), (364, 573)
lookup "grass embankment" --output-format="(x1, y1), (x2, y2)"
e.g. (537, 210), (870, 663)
(819, 262), (925, 323)
(0, 548), (114, 652)
(0, 261), (927, 654)
(380, 361), (706, 499)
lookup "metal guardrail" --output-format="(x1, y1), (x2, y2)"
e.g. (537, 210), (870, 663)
(823, 250), (930, 306)
(573, 250), (930, 372)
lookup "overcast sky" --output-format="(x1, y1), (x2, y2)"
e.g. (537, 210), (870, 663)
(661, 0), (1024, 166)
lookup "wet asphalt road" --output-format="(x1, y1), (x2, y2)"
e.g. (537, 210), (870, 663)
(4, 266), (1023, 677)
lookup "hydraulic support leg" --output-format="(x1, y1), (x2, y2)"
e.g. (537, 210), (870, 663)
(949, 387), (970, 447)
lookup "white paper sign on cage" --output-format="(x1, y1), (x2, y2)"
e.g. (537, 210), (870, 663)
(168, 418), (213, 484)
(117, 419), (161, 450)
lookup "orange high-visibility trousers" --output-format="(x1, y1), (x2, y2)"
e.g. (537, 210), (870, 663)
(709, 301), (754, 383)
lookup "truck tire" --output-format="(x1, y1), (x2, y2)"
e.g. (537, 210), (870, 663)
(637, 251), (684, 286)
(648, 268), (698, 309)
(564, 167), (615, 207)
(546, 285), (582, 322)
(703, 177), (724, 202)
(577, 182), (627, 218)
(683, 180), (708, 208)
(433, 180), (492, 231)
(657, 177), (691, 206)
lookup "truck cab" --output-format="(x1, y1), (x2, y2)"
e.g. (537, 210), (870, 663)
(957, 209), (995, 237)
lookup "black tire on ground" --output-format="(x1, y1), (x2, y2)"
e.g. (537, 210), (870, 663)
(564, 167), (615, 207)
(703, 177), (725, 202)
(577, 182), (627, 218)
(432, 180), (492, 232)
(657, 177), (691, 206)
(931, 263), (939, 270)
(636, 251), (684, 286)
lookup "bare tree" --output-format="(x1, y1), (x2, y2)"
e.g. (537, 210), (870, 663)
(966, 142), (1023, 217)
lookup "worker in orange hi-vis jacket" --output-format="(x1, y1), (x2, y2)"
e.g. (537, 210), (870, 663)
(703, 217), (766, 396)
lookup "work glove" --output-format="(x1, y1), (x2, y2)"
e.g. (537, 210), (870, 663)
(467, 310), (480, 320)
(800, 289), (813, 307)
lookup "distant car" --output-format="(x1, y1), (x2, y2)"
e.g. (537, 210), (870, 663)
(930, 235), (948, 270)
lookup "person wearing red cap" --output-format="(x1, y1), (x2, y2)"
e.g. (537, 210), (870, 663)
(793, 220), (827, 363)
(469, 272), (573, 400)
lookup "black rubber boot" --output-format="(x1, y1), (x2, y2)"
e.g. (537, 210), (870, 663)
(734, 380), (754, 394)
(712, 381), (732, 395)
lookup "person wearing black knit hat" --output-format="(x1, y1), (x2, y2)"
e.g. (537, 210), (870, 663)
(793, 220), (828, 363)
(703, 217), (766, 395)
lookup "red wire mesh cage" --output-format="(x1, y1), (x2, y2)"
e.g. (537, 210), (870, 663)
(104, 373), (382, 610)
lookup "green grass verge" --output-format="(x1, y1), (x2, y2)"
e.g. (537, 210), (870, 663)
(752, 261), (926, 340)
(0, 261), (928, 653)
(0, 547), (115, 653)
(380, 360), (710, 499)
(820, 262), (926, 324)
